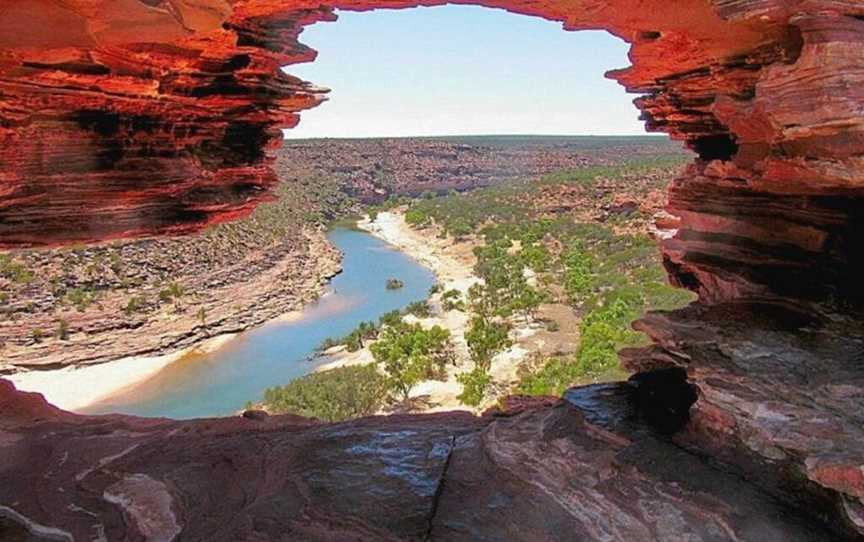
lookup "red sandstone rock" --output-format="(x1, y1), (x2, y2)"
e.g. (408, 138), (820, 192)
(0, 379), (847, 540)
(1, 0), (861, 252)
(3, 1), (864, 540)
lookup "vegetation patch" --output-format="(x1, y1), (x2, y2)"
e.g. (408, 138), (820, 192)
(262, 364), (387, 422)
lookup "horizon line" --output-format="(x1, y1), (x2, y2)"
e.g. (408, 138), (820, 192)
(282, 133), (670, 141)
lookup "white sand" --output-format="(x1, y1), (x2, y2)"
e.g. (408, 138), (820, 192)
(320, 210), (542, 413)
(7, 333), (239, 412)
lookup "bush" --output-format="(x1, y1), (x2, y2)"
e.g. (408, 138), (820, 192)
(516, 357), (580, 397)
(562, 242), (595, 301)
(66, 287), (95, 312)
(405, 300), (432, 318)
(441, 289), (464, 311)
(123, 296), (146, 316)
(158, 282), (185, 303)
(0, 255), (34, 284)
(378, 310), (403, 328)
(263, 364), (387, 422)
(405, 207), (431, 227)
(457, 367), (492, 407)
(56, 319), (69, 340)
(320, 320), (379, 353)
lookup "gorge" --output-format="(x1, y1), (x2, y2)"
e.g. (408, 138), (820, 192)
(2, 0), (864, 540)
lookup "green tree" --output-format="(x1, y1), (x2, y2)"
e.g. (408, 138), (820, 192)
(405, 207), (430, 227)
(457, 367), (492, 407)
(464, 316), (511, 371)
(370, 323), (453, 401)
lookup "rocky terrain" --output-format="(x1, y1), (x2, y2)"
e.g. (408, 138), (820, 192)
(0, 170), (341, 372)
(0, 379), (845, 541)
(1, 0), (863, 540)
(279, 136), (683, 202)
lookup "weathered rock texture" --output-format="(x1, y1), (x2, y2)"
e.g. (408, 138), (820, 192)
(0, 0), (859, 250)
(0, 380), (849, 541)
(2, 0), (864, 540)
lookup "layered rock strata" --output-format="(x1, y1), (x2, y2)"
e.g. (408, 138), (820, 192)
(0, 380), (850, 541)
(1, 0), (864, 540)
(1, 1), (859, 249)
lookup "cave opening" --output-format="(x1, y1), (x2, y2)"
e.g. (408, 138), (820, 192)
(283, 5), (648, 139)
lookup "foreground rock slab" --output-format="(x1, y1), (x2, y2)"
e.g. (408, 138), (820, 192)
(0, 380), (843, 541)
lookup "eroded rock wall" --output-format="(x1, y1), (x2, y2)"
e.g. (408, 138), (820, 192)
(2, 0), (857, 252)
(1, 0), (864, 539)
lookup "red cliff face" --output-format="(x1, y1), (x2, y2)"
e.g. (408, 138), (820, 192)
(2, 0), (864, 539)
(0, 0), (840, 250)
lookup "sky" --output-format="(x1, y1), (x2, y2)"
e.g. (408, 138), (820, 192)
(282, 5), (645, 139)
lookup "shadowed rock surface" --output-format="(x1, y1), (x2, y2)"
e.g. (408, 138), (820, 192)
(0, 380), (846, 541)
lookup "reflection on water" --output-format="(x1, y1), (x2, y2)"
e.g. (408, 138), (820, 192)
(84, 227), (435, 419)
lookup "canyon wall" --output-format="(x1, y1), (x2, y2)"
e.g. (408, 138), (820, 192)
(1, 0), (864, 539)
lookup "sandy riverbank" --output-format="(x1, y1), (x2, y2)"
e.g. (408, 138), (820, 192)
(5, 267), (324, 413)
(318, 210), (569, 413)
(6, 332), (235, 412)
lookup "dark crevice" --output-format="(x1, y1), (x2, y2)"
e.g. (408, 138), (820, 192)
(423, 435), (456, 542)
(690, 134), (739, 161)
(628, 367), (697, 435)
(221, 121), (270, 165)
(72, 110), (121, 137)
(22, 61), (110, 76)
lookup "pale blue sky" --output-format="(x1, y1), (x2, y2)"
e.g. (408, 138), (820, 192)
(283, 5), (645, 138)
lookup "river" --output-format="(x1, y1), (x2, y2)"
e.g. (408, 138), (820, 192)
(83, 227), (436, 419)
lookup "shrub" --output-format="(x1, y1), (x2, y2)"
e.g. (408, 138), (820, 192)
(519, 243), (550, 272)
(441, 289), (464, 311)
(378, 310), (403, 328)
(562, 242), (595, 301)
(442, 288), (461, 301)
(0, 255), (34, 284)
(158, 282), (185, 303)
(321, 320), (380, 352)
(31, 328), (45, 342)
(66, 287), (95, 312)
(263, 364), (387, 422)
(405, 207), (431, 227)
(457, 367), (492, 407)
(516, 357), (580, 397)
(56, 319), (69, 340)
(405, 300), (432, 318)
(123, 296), (146, 316)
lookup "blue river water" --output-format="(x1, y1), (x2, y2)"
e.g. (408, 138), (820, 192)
(83, 227), (435, 419)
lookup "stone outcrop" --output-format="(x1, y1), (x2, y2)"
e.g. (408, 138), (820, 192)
(0, 379), (848, 541)
(2, 0), (864, 540)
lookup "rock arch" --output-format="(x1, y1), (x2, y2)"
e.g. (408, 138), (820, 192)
(1, 1), (864, 538)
